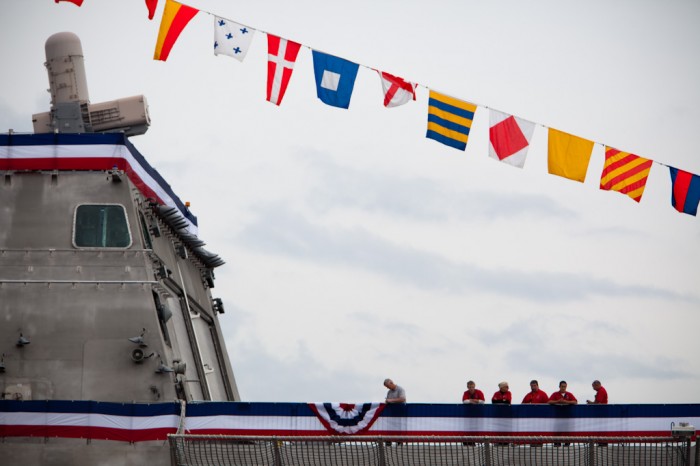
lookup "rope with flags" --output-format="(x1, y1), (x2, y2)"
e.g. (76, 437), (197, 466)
(55, 0), (700, 217)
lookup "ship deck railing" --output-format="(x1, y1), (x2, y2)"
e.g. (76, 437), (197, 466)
(168, 434), (698, 466)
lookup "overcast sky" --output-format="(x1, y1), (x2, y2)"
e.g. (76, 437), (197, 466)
(2, 0), (699, 405)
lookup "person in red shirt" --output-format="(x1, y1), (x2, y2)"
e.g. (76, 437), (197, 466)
(492, 381), (512, 405)
(521, 380), (549, 404)
(462, 380), (485, 404)
(586, 380), (608, 404)
(548, 380), (577, 405)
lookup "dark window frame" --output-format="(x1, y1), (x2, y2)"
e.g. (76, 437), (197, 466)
(72, 203), (133, 249)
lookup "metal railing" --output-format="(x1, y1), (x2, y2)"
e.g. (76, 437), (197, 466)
(169, 435), (698, 466)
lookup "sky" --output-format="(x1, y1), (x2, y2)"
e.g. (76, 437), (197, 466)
(1, 0), (699, 404)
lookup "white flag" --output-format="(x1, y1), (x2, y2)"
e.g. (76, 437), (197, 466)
(377, 71), (417, 108)
(214, 17), (255, 62)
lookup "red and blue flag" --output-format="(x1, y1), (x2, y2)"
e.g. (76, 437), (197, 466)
(669, 167), (700, 216)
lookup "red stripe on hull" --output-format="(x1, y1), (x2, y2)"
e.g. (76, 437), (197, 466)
(187, 428), (329, 436)
(0, 425), (176, 442)
(183, 428), (689, 438)
(0, 157), (166, 205)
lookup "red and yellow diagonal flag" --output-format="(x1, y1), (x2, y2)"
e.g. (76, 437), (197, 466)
(153, 0), (198, 61)
(600, 147), (653, 202)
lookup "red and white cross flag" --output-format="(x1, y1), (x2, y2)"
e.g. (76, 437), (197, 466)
(266, 34), (301, 106)
(377, 71), (417, 108)
(488, 110), (536, 168)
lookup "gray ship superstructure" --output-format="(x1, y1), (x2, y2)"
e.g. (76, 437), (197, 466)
(0, 32), (238, 465)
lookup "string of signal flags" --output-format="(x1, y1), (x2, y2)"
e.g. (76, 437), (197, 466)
(56, 0), (700, 217)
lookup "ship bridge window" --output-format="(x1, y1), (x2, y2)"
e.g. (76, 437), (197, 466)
(73, 204), (132, 248)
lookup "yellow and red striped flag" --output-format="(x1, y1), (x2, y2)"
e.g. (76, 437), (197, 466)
(153, 0), (198, 61)
(600, 147), (653, 202)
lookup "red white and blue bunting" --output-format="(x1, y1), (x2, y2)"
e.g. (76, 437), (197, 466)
(308, 402), (384, 435)
(3, 400), (698, 442)
(0, 133), (198, 235)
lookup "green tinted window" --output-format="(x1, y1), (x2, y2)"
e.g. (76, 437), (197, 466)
(74, 204), (131, 248)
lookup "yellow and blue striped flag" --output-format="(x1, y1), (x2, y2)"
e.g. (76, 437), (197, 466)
(426, 90), (477, 151)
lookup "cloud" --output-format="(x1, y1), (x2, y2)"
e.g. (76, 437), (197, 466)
(506, 349), (691, 381)
(475, 318), (692, 381)
(237, 205), (694, 304)
(225, 305), (382, 402)
(0, 99), (29, 133)
(297, 148), (576, 222)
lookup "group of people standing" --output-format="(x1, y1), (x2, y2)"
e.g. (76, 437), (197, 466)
(381, 378), (608, 405)
(463, 379), (608, 405)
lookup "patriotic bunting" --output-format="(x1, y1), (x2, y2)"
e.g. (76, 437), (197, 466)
(309, 403), (385, 435)
(312, 51), (360, 109)
(153, 0), (198, 61)
(4, 400), (699, 440)
(600, 147), (652, 202)
(0, 134), (199, 234)
(669, 167), (700, 216)
(489, 110), (535, 168)
(426, 90), (477, 151)
(548, 128), (595, 182)
(214, 17), (255, 62)
(266, 35), (301, 106)
(378, 71), (417, 108)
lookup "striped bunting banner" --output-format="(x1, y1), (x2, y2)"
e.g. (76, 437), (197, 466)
(2, 401), (700, 440)
(0, 400), (180, 442)
(0, 133), (198, 234)
(600, 147), (653, 202)
(426, 90), (477, 151)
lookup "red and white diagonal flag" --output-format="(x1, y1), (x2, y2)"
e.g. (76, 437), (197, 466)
(377, 71), (417, 108)
(488, 110), (536, 168)
(267, 34), (301, 106)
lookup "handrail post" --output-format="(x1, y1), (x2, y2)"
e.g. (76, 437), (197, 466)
(272, 438), (282, 466)
(378, 438), (386, 466)
(686, 438), (692, 466)
(484, 439), (491, 466)
(588, 441), (595, 466)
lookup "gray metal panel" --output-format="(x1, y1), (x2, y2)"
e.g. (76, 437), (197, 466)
(0, 170), (239, 403)
(1, 172), (135, 250)
(0, 282), (172, 401)
(0, 440), (170, 466)
(0, 250), (152, 282)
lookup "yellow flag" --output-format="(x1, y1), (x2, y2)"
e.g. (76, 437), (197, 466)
(547, 128), (594, 182)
